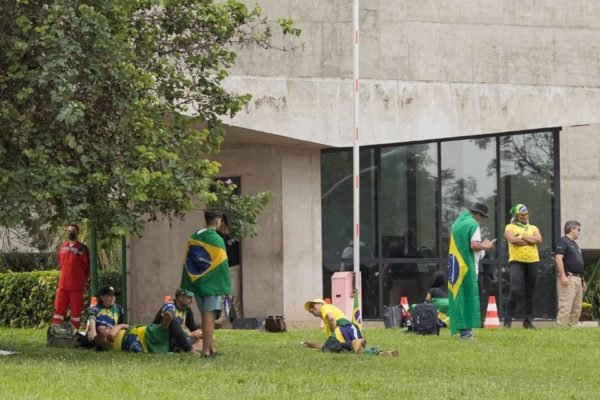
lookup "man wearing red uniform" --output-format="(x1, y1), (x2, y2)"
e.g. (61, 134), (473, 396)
(52, 224), (90, 329)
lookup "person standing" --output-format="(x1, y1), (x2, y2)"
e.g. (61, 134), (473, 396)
(503, 204), (542, 329)
(555, 220), (586, 326)
(216, 215), (242, 323)
(447, 203), (494, 339)
(51, 224), (90, 330)
(181, 211), (231, 357)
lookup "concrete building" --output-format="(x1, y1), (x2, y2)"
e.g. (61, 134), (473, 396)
(127, 1), (600, 325)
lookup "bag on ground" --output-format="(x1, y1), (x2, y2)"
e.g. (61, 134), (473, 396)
(264, 315), (287, 332)
(382, 304), (404, 328)
(410, 302), (440, 335)
(46, 322), (77, 348)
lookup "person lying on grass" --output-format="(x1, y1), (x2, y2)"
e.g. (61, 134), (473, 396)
(302, 298), (398, 357)
(92, 310), (202, 355)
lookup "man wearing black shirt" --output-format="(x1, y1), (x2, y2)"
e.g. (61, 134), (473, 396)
(555, 220), (586, 326)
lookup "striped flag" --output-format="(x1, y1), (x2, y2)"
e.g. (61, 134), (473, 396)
(352, 286), (362, 331)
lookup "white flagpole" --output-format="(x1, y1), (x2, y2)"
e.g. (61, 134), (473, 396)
(352, 0), (361, 310)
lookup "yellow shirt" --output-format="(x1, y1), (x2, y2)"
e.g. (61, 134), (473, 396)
(505, 223), (540, 263)
(319, 304), (347, 337)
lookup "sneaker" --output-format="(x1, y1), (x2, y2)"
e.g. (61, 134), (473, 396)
(522, 320), (535, 329)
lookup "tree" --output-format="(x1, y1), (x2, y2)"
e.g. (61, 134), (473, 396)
(0, 0), (300, 247)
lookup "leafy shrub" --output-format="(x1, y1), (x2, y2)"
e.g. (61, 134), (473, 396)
(0, 252), (57, 273)
(583, 260), (600, 320)
(0, 270), (121, 328)
(580, 302), (594, 321)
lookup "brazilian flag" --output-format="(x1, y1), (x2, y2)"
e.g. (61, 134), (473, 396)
(447, 210), (481, 335)
(180, 228), (231, 297)
(352, 285), (362, 332)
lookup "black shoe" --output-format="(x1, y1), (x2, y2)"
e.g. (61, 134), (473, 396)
(503, 319), (512, 328)
(523, 320), (536, 329)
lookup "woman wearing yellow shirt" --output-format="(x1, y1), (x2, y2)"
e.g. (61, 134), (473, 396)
(503, 204), (542, 329)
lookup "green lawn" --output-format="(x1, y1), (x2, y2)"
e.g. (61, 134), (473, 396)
(1, 326), (599, 399)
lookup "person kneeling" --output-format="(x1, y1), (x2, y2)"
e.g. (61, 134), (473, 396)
(302, 298), (398, 357)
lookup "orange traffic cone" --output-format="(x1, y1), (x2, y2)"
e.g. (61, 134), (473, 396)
(484, 296), (500, 328)
(400, 296), (410, 319)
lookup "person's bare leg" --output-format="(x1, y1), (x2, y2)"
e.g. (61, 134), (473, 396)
(378, 350), (399, 357)
(351, 339), (364, 354)
(202, 310), (215, 356)
(302, 341), (323, 350)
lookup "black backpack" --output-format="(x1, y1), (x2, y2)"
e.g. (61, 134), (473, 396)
(410, 303), (439, 335)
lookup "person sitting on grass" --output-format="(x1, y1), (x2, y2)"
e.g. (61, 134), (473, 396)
(86, 286), (125, 342)
(152, 289), (204, 353)
(425, 270), (450, 327)
(92, 310), (200, 355)
(302, 298), (398, 357)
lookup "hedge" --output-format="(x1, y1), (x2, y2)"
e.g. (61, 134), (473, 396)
(0, 270), (121, 328)
(0, 252), (57, 273)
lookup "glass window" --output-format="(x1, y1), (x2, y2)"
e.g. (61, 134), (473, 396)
(441, 138), (497, 254)
(499, 132), (556, 319)
(380, 144), (438, 305)
(320, 129), (557, 320)
(321, 149), (377, 307)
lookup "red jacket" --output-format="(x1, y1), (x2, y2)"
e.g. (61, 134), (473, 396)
(57, 241), (90, 290)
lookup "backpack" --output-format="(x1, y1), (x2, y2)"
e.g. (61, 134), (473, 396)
(382, 305), (404, 328)
(47, 322), (77, 348)
(410, 303), (440, 335)
(264, 315), (287, 333)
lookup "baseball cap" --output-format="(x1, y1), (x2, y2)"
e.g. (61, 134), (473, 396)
(174, 288), (194, 298)
(98, 286), (118, 296)
(304, 298), (326, 311)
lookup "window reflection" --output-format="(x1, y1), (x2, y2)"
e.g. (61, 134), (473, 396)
(441, 139), (497, 254)
(499, 132), (556, 319)
(320, 130), (557, 319)
(380, 144), (438, 305)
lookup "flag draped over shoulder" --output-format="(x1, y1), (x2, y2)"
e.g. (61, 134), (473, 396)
(180, 228), (231, 297)
(447, 210), (481, 335)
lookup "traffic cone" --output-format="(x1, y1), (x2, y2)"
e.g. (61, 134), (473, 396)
(400, 296), (410, 319)
(484, 296), (500, 328)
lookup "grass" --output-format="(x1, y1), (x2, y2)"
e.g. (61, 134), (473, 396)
(1, 326), (599, 399)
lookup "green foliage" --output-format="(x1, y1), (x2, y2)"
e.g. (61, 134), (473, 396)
(1, 327), (600, 399)
(0, 252), (56, 273)
(580, 302), (594, 321)
(207, 179), (271, 240)
(0, 0), (300, 242)
(0, 270), (121, 327)
(584, 259), (600, 320)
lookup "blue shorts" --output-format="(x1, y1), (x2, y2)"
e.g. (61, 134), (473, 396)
(322, 324), (363, 353)
(195, 295), (222, 313)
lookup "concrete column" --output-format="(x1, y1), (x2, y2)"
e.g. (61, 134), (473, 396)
(560, 124), (600, 250)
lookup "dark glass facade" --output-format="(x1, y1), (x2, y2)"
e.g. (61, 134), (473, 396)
(321, 129), (559, 320)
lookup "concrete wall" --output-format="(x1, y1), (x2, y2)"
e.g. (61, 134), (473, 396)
(559, 124), (600, 250)
(223, 0), (600, 146)
(281, 150), (322, 321)
(127, 144), (322, 324)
